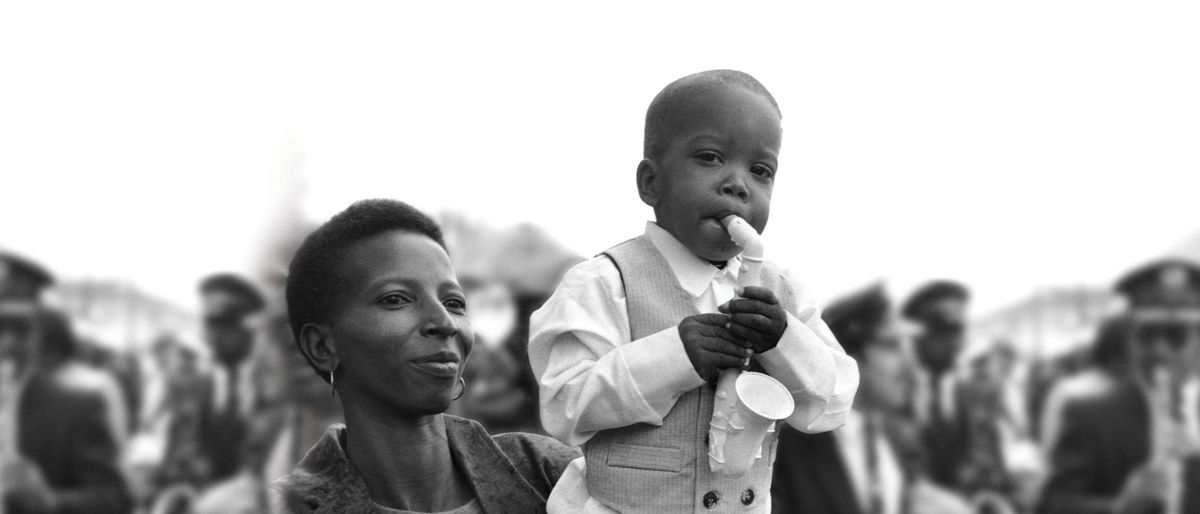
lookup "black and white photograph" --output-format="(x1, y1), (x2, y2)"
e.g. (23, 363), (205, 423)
(2, 2), (1199, 513)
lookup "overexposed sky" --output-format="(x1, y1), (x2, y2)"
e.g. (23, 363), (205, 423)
(2, 1), (1198, 318)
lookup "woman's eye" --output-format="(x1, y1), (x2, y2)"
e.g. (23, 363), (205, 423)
(380, 293), (409, 306)
(444, 298), (467, 312)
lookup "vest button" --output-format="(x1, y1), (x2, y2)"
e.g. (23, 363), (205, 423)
(741, 488), (755, 505)
(703, 491), (720, 509)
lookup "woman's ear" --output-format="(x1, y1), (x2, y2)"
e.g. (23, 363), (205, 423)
(636, 159), (661, 207)
(298, 323), (338, 376)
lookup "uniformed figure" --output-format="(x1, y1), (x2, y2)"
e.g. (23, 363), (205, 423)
(0, 251), (52, 302)
(773, 284), (973, 514)
(0, 251), (132, 514)
(195, 273), (268, 485)
(902, 280), (977, 490)
(1039, 258), (1200, 514)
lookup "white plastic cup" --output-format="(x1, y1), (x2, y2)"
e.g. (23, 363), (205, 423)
(710, 372), (795, 476)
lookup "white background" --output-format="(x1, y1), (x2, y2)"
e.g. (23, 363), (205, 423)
(2, 1), (1198, 317)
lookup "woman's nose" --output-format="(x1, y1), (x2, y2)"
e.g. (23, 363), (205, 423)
(420, 303), (459, 339)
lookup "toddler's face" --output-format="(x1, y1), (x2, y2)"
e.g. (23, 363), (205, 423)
(648, 85), (782, 262)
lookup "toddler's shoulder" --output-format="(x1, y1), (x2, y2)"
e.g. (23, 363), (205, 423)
(552, 254), (623, 293)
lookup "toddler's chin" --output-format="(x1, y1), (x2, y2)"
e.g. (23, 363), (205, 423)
(691, 238), (740, 264)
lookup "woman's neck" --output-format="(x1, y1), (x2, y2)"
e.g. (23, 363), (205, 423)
(341, 402), (471, 512)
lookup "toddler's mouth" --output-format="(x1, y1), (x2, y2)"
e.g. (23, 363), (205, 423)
(707, 208), (745, 221)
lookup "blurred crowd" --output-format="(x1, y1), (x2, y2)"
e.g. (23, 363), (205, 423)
(2, 230), (1199, 513)
(774, 257), (1200, 514)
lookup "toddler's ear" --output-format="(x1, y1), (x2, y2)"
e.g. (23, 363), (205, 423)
(636, 159), (661, 207)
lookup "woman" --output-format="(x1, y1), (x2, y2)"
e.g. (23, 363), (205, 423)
(276, 199), (578, 513)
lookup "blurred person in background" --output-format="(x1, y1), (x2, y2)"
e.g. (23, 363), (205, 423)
(125, 333), (208, 514)
(260, 308), (341, 504)
(904, 280), (975, 490)
(1026, 345), (1094, 444)
(0, 251), (131, 514)
(450, 278), (543, 435)
(773, 284), (974, 514)
(1039, 259), (1200, 514)
(194, 272), (268, 488)
(76, 339), (141, 441)
(164, 272), (283, 514)
(276, 199), (578, 513)
(1036, 316), (1132, 456)
(958, 339), (1044, 512)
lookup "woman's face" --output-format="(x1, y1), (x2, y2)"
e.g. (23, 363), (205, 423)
(327, 230), (474, 417)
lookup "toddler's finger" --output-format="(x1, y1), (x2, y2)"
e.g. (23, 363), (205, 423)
(725, 323), (760, 344)
(722, 297), (782, 316)
(712, 353), (747, 370)
(736, 285), (779, 305)
(698, 323), (743, 344)
(704, 338), (754, 358)
(729, 312), (774, 333)
(690, 312), (732, 326)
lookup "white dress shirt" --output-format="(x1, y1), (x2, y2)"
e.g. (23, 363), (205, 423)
(530, 222), (859, 513)
(211, 361), (256, 419)
(834, 410), (904, 514)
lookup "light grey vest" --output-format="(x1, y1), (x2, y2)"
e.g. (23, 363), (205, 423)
(584, 236), (799, 513)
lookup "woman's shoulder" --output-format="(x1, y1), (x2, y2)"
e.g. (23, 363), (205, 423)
(444, 416), (580, 493)
(491, 431), (580, 471)
(274, 424), (375, 514)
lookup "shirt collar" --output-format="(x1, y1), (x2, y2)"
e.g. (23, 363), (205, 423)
(643, 222), (741, 297)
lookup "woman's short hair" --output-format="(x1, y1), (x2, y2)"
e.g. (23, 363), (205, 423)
(285, 199), (445, 382)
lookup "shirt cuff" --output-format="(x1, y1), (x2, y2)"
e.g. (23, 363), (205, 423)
(620, 326), (706, 418)
(758, 312), (837, 398)
(759, 312), (857, 432)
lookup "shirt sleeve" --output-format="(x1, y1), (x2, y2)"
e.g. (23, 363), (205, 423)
(529, 258), (705, 447)
(756, 271), (859, 433)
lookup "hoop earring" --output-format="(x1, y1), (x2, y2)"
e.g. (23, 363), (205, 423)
(329, 366), (337, 398)
(451, 376), (466, 401)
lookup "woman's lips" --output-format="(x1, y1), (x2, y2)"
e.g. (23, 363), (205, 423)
(411, 352), (461, 378)
(411, 361), (459, 378)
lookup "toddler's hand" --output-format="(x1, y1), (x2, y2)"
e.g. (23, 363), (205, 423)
(679, 313), (752, 382)
(718, 286), (788, 354)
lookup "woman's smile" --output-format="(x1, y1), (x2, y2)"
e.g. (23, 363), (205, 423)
(410, 351), (462, 378)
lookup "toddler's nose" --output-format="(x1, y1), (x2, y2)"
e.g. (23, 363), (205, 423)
(720, 176), (749, 200)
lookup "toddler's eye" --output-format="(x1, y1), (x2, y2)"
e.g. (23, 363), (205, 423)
(695, 151), (722, 164)
(751, 164), (775, 179)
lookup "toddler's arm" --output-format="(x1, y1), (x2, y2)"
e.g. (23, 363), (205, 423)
(529, 258), (705, 447)
(754, 270), (859, 433)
